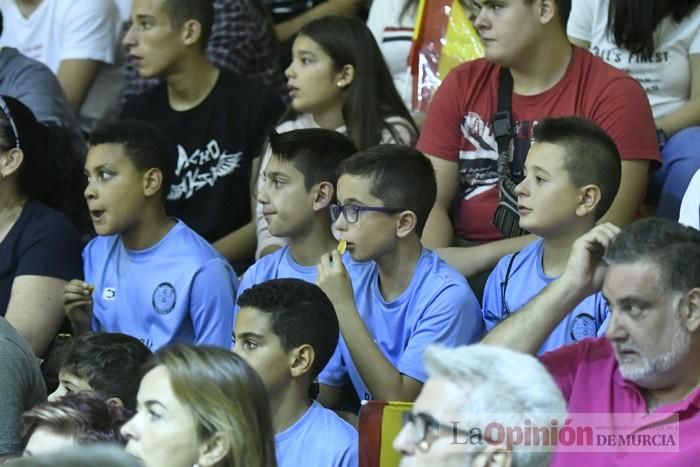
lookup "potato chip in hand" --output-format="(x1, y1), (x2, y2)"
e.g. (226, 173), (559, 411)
(337, 239), (347, 254)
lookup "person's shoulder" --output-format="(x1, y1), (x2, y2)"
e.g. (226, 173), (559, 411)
(573, 46), (641, 84)
(418, 249), (470, 287)
(446, 57), (498, 84)
(305, 402), (358, 445)
(121, 83), (166, 118)
(246, 246), (288, 279)
(20, 202), (81, 239)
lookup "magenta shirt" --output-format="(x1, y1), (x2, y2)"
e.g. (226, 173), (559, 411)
(541, 338), (700, 466)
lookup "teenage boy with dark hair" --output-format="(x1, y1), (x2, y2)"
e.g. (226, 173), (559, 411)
(121, 0), (285, 266)
(63, 120), (237, 351)
(482, 116), (621, 354)
(235, 128), (358, 300)
(234, 278), (357, 467)
(316, 145), (484, 405)
(49, 332), (152, 410)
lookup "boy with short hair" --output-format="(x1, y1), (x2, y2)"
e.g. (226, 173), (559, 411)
(233, 278), (357, 467)
(63, 119), (237, 351)
(49, 332), (152, 410)
(235, 128), (358, 300)
(121, 0), (284, 265)
(482, 116), (621, 354)
(316, 145), (484, 405)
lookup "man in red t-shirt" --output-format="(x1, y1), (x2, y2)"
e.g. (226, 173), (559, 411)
(417, 0), (660, 282)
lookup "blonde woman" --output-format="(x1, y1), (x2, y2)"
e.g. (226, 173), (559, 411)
(121, 345), (276, 467)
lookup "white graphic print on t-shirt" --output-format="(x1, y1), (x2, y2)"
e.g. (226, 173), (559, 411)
(169, 140), (242, 200)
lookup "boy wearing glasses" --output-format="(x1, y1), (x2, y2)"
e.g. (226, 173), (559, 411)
(234, 128), (360, 319)
(316, 145), (483, 406)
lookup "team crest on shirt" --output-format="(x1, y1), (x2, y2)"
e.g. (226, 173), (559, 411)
(569, 313), (596, 341)
(152, 283), (177, 315)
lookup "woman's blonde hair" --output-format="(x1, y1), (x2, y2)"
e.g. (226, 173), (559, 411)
(145, 345), (277, 467)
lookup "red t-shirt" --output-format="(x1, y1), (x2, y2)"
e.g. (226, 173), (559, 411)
(417, 47), (661, 242)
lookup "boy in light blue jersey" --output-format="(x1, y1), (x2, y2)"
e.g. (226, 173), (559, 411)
(482, 116), (622, 354)
(235, 128), (359, 316)
(316, 145), (483, 405)
(234, 278), (357, 467)
(63, 120), (237, 350)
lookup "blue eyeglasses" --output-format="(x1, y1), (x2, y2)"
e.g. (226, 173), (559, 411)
(330, 203), (404, 224)
(0, 96), (20, 150)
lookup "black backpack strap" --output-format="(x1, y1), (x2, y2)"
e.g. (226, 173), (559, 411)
(494, 67), (513, 155)
(499, 250), (520, 317)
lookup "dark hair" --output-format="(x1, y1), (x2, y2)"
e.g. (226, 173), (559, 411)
(606, 218), (700, 295)
(9, 445), (141, 467)
(162, 0), (214, 48)
(21, 392), (132, 448)
(521, 0), (571, 28)
(269, 128), (357, 191)
(290, 16), (418, 150)
(0, 96), (89, 233)
(336, 145), (436, 236)
(607, 0), (700, 60)
(237, 278), (339, 377)
(89, 120), (175, 202)
(532, 116), (621, 220)
(58, 333), (152, 411)
(142, 346), (277, 467)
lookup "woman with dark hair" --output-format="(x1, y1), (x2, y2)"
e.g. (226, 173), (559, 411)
(254, 15), (419, 258)
(0, 95), (84, 356)
(121, 345), (277, 467)
(22, 391), (131, 457)
(568, 0), (700, 219)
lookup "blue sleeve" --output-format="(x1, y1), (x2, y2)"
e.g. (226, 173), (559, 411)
(232, 266), (256, 335)
(335, 436), (358, 467)
(596, 292), (610, 337)
(190, 258), (237, 349)
(318, 340), (347, 388)
(398, 283), (484, 383)
(481, 257), (509, 331)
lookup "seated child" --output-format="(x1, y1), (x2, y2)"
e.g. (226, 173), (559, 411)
(236, 128), (358, 304)
(482, 116), (621, 354)
(234, 278), (357, 467)
(49, 332), (152, 410)
(63, 120), (237, 351)
(316, 145), (484, 405)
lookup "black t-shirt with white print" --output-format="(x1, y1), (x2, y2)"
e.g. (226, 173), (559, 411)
(122, 69), (285, 243)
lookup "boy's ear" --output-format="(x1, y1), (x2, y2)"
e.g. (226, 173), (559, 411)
(197, 432), (229, 467)
(106, 397), (125, 407)
(181, 19), (204, 47)
(575, 184), (601, 218)
(335, 64), (356, 89)
(682, 288), (700, 333)
(142, 168), (163, 198)
(289, 344), (315, 379)
(0, 147), (24, 178)
(538, 0), (557, 25)
(395, 210), (418, 239)
(311, 181), (335, 212)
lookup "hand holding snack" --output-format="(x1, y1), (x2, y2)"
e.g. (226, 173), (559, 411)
(63, 279), (95, 335)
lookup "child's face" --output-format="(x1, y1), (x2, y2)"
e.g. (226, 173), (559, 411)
(233, 307), (295, 397)
(121, 366), (202, 467)
(334, 174), (401, 263)
(122, 0), (186, 79)
(84, 143), (149, 237)
(257, 156), (317, 238)
(285, 34), (347, 117)
(48, 370), (94, 402)
(514, 142), (583, 237)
